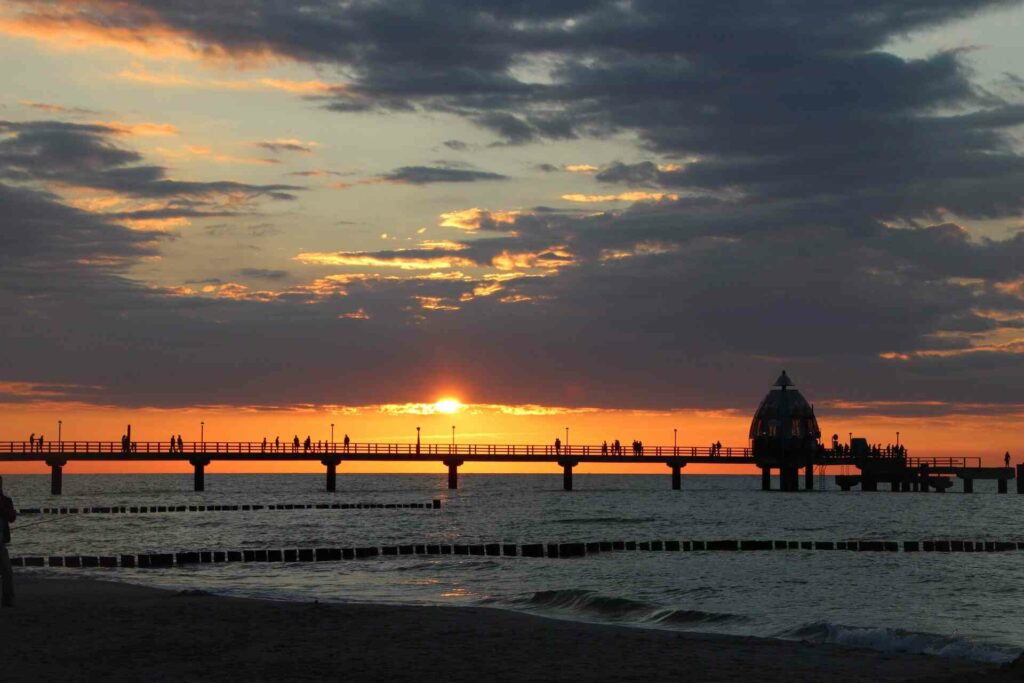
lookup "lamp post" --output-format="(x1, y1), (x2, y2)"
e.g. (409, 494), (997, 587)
(58, 420), (62, 452)
(848, 432), (852, 445)
(451, 425), (455, 447)
(896, 431), (900, 447)
(565, 427), (569, 448)
(201, 421), (205, 450)
(674, 428), (677, 448)
(331, 423), (335, 444)
(416, 426), (421, 454)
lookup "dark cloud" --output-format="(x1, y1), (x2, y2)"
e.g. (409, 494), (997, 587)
(239, 268), (290, 280)
(255, 140), (314, 153)
(442, 139), (468, 151)
(379, 165), (508, 184)
(3, 1), (1024, 414)
(0, 120), (301, 201)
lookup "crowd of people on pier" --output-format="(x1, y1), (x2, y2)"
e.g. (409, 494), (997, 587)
(254, 434), (352, 454)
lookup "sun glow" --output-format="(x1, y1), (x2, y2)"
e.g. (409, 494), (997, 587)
(434, 398), (463, 414)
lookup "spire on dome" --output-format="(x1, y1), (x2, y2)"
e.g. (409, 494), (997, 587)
(774, 370), (792, 388)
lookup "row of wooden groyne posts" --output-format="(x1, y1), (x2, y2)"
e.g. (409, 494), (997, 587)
(13, 537), (1024, 569)
(16, 501), (442, 515)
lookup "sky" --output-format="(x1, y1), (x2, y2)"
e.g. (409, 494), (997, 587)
(1, 0), (1023, 473)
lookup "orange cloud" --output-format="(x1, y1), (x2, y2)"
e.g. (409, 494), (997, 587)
(115, 68), (344, 94)
(564, 163), (599, 173)
(95, 120), (180, 137)
(439, 207), (521, 231)
(561, 191), (680, 203)
(294, 252), (476, 271)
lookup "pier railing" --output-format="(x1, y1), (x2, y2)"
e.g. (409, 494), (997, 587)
(0, 440), (751, 458)
(907, 456), (983, 469)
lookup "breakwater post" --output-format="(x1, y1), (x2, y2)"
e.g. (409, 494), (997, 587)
(1018, 464), (1024, 494)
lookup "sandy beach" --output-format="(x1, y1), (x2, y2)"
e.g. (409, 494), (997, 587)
(0, 575), (1016, 682)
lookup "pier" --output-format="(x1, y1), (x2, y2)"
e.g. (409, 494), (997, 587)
(2, 372), (1015, 495)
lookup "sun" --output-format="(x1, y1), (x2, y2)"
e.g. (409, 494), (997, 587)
(434, 398), (463, 414)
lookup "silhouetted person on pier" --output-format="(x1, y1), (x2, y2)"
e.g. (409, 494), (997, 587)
(177, 435), (184, 453)
(261, 437), (267, 453)
(37, 435), (44, 453)
(304, 436), (312, 452)
(1005, 452), (1011, 468)
(28, 434), (34, 453)
(716, 441), (722, 456)
(1, 476), (16, 607)
(343, 435), (350, 452)
(554, 437), (561, 455)
(275, 436), (280, 452)
(602, 441), (608, 455)
(614, 439), (621, 455)
(293, 436), (299, 453)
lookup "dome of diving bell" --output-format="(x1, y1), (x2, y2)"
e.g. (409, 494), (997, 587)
(749, 371), (821, 442)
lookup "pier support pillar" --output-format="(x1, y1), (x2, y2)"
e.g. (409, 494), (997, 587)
(1017, 465), (1024, 494)
(890, 480), (900, 492)
(559, 460), (578, 491)
(901, 479), (910, 492)
(963, 478), (973, 494)
(779, 466), (799, 491)
(804, 463), (814, 491)
(46, 458), (66, 495)
(443, 460), (463, 490)
(920, 465), (929, 493)
(668, 458), (685, 490)
(321, 458), (341, 492)
(861, 476), (877, 492)
(190, 458), (210, 492)
(998, 478), (1008, 494)
(761, 467), (771, 491)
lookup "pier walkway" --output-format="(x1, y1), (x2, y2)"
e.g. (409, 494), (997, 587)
(0, 441), (1018, 495)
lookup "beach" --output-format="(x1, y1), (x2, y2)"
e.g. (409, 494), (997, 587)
(1, 575), (1015, 682)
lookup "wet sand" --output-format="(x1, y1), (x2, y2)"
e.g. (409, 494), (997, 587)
(0, 575), (1017, 682)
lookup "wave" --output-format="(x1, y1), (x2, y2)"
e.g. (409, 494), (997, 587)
(545, 517), (657, 525)
(781, 621), (1019, 664)
(485, 589), (743, 628)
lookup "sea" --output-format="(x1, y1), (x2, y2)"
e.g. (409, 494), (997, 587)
(7, 473), (1023, 663)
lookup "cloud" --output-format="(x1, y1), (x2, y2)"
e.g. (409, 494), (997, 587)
(561, 191), (679, 203)
(0, 120), (300, 201)
(379, 165), (508, 185)
(255, 139), (316, 154)
(239, 268), (290, 280)
(19, 100), (98, 115)
(4, 1), (1024, 417)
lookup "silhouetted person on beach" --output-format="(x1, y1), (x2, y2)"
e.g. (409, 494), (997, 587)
(1, 476), (16, 607)
(554, 437), (561, 456)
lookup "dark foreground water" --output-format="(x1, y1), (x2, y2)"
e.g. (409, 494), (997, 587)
(6, 473), (1023, 663)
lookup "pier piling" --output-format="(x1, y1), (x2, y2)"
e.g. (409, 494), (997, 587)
(190, 458), (210, 492)
(760, 466), (771, 491)
(321, 457), (341, 492)
(963, 478), (973, 494)
(559, 460), (577, 491)
(46, 458), (66, 495)
(444, 460), (463, 489)
(1018, 465), (1024, 494)
(668, 458), (685, 490)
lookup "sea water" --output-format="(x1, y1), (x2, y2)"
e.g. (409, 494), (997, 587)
(6, 473), (1023, 663)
